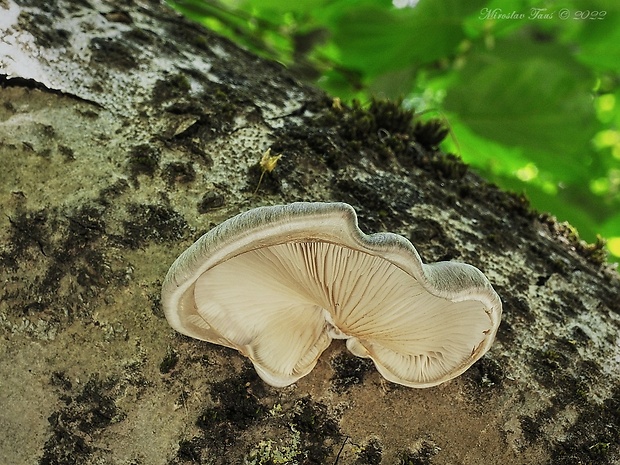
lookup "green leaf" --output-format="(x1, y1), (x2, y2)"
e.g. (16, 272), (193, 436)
(444, 38), (597, 167)
(333, 0), (488, 76)
(601, 212), (620, 237)
(445, 117), (616, 243)
(575, 10), (620, 72)
(442, 117), (532, 176)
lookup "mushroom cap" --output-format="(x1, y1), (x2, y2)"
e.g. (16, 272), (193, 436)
(162, 202), (502, 388)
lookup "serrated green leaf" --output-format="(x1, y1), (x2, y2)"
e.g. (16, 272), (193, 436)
(234, 0), (334, 13)
(575, 10), (620, 72)
(601, 213), (620, 236)
(444, 38), (597, 167)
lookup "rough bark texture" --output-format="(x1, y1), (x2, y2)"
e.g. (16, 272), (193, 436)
(1, 1), (619, 464)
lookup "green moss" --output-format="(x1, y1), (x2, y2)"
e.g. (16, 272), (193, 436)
(412, 119), (449, 149)
(170, 73), (191, 92)
(580, 235), (608, 264)
(332, 98), (448, 165)
(246, 429), (303, 465)
(539, 214), (609, 266)
(364, 98), (414, 134)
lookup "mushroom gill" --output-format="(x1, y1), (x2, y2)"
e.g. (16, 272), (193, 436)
(162, 202), (502, 388)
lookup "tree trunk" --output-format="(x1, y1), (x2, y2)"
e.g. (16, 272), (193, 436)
(1, 1), (619, 464)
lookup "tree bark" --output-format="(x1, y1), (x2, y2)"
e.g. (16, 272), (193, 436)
(1, 1), (619, 464)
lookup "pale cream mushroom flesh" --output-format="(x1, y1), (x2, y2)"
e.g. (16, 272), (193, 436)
(162, 202), (502, 388)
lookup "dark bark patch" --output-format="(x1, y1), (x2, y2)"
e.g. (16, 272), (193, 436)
(151, 73), (191, 105)
(127, 143), (161, 178)
(282, 125), (343, 171)
(163, 18), (219, 55)
(57, 144), (75, 161)
(197, 190), (225, 213)
(397, 439), (439, 465)
(2, 209), (50, 271)
(409, 218), (458, 262)
(356, 438), (383, 465)
(331, 177), (411, 233)
(97, 178), (130, 206)
(103, 10), (133, 25)
(531, 340), (602, 407)
(89, 37), (138, 70)
(160, 348), (180, 374)
(162, 161), (196, 185)
(549, 386), (620, 464)
(156, 84), (248, 165)
(204, 367), (268, 431)
(169, 366), (268, 464)
(330, 351), (374, 392)
(291, 396), (342, 463)
(520, 410), (550, 445)
(124, 27), (155, 44)
(121, 203), (188, 249)
(40, 376), (124, 465)
(18, 10), (71, 49)
(1, 205), (132, 337)
(495, 285), (533, 322)
(168, 363), (344, 464)
(463, 356), (505, 392)
(519, 384), (620, 464)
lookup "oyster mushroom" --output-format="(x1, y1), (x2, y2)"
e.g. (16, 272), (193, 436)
(162, 202), (502, 388)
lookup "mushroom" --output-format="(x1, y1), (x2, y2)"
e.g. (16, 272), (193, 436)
(162, 202), (502, 388)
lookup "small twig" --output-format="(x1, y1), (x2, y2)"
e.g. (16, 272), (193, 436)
(333, 435), (349, 465)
